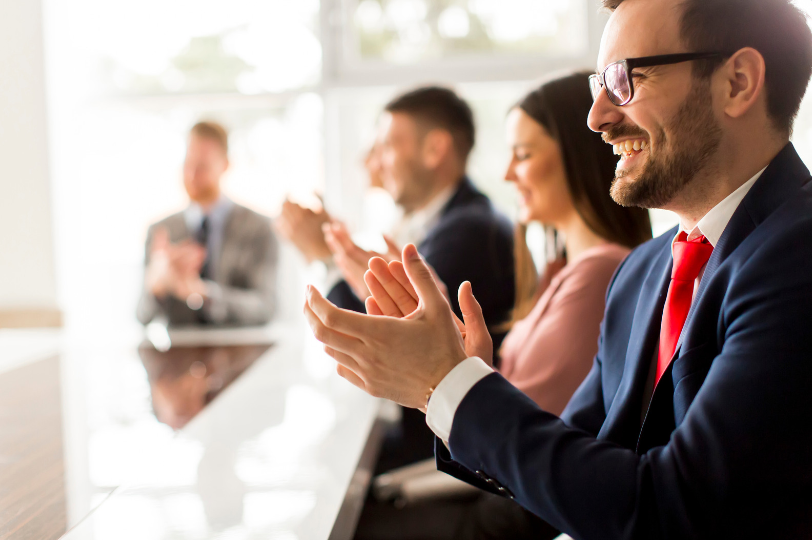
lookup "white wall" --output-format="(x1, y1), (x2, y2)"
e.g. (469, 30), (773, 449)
(0, 0), (58, 317)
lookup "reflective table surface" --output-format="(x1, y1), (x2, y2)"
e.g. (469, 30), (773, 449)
(0, 324), (385, 540)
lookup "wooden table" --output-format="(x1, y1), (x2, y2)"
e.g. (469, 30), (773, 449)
(0, 355), (66, 540)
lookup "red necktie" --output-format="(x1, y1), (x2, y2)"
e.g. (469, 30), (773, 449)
(656, 233), (713, 385)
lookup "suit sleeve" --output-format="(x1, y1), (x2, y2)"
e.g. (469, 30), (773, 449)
(204, 222), (279, 326)
(136, 225), (163, 325)
(436, 256), (620, 494)
(438, 229), (812, 539)
(326, 280), (366, 313)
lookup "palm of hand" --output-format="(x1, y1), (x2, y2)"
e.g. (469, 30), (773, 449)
(303, 244), (475, 409)
(276, 199), (332, 263)
(324, 222), (401, 300)
(364, 257), (493, 366)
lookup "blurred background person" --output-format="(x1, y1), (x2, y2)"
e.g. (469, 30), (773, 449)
(355, 72), (652, 540)
(329, 87), (516, 338)
(328, 86), (517, 473)
(137, 121), (279, 327)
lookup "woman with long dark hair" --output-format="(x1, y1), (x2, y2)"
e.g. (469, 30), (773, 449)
(498, 71), (651, 413)
(355, 72), (652, 540)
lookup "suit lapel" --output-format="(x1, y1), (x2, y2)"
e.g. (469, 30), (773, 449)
(217, 206), (241, 282)
(601, 236), (673, 444)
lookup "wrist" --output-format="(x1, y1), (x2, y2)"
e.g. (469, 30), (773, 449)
(419, 385), (435, 414)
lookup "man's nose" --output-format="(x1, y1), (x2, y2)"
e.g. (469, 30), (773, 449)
(587, 89), (624, 134)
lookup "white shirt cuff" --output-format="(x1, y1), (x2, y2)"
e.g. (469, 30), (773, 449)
(425, 357), (493, 443)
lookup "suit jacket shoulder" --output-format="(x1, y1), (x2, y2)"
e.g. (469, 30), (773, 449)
(146, 211), (188, 244)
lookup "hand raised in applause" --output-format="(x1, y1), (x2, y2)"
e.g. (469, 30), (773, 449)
(276, 198), (332, 263)
(363, 256), (492, 366)
(145, 228), (208, 300)
(304, 244), (487, 410)
(323, 222), (401, 301)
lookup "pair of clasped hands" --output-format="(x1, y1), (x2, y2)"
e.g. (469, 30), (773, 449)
(304, 243), (494, 412)
(146, 228), (209, 302)
(277, 197), (405, 301)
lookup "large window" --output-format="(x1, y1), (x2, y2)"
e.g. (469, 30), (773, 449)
(45, 0), (609, 338)
(349, 0), (588, 63)
(45, 0), (812, 335)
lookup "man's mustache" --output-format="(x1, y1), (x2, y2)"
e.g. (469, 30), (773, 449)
(602, 125), (648, 143)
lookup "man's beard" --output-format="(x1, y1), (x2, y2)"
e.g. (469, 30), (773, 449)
(608, 79), (722, 209)
(395, 159), (435, 212)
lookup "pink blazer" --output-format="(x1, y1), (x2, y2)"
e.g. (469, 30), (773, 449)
(499, 243), (630, 415)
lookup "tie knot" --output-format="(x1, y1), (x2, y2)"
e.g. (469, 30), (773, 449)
(671, 234), (713, 282)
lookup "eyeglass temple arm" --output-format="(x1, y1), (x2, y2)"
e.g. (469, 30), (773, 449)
(625, 52), (728, 70)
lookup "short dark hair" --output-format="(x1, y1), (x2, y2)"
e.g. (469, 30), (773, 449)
(385, 86), (476, 162)
(190, 121), (229, 155)
(602, 0), (812, 134)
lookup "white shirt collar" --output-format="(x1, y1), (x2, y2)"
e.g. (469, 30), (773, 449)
(184, 195), (233, 232)
(390, 184), (457, 247)
(678, 166), (767, 247)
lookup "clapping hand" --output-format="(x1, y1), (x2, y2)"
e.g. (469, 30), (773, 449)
(363, 257), (493, 366)
(146, 228), (208, 301)
(304, 244), (492, 410)
(276, 197), (332, 263)
(323, 222), (401, 300)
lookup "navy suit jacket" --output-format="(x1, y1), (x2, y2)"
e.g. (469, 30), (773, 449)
(328, 178), (515, 348)
(437, 144), (812, 539)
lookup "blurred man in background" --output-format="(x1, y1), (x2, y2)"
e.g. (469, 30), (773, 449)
(137, 121), (278, 327)
(279, 87), (515, 471)
(279, 87), (515, 342)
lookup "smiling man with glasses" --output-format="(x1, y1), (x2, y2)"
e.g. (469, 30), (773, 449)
(304, 0), (812, 538)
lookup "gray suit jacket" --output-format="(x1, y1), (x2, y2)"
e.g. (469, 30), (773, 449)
(137, 203), (278, 327)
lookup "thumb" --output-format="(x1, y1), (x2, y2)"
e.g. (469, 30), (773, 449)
(458, 281), (493, 363)
(401, 244), (445, 311)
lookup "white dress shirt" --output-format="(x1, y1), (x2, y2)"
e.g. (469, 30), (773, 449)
(389, 185), (457, 248)
(426, 167), (767, 443)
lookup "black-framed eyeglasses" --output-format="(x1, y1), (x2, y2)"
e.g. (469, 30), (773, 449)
(589, 52), (729, 107)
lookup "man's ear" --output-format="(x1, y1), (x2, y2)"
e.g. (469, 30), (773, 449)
(721, 47), (767, 120)
(421, 129), (454, 170)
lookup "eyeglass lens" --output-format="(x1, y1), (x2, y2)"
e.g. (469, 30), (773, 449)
(605, 63), (631, 105)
